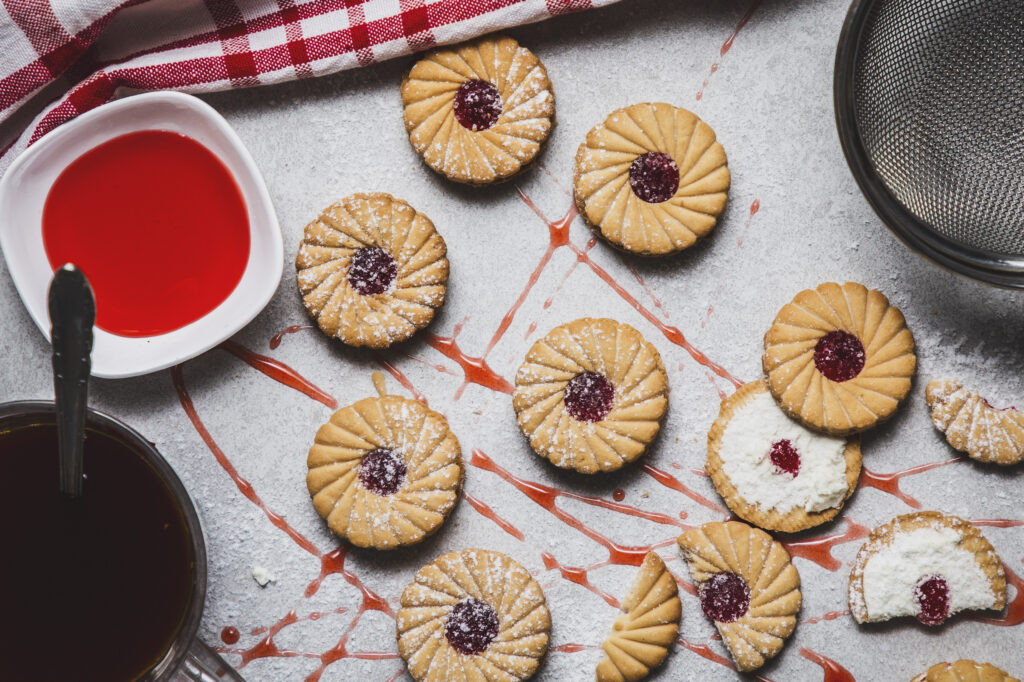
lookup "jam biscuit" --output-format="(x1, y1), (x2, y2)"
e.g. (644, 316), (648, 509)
(306, 373), (463, 549)
(677, 521), (801, 672)
(926, 379), (1024, 465)
(296, 193), (448, 348)
(849, 511), (1006, 626)
(763, 281), (916, 436)
(706, 380), (861, 533)
(911, 661), (1020, 682)
(596, 552), (681, 682)
(513, 318), (668, 473)
(397, 549), (551, 682)
(401, 35), (555, 185)
(573, 103), (729, 256)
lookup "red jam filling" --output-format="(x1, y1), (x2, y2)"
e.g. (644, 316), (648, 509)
(769, 439), (801, 476)
(563, 372), (615, 422)
(698, 572), (750, 623)
(358, 448), (407, 496)
(813, 330), (865, 382)
(914, 575), (950, 626)
(444, 597), (499, 655)
(628, 152), (680, 204)
(348, 246), (397, 296)
(453, 80), (502, 131)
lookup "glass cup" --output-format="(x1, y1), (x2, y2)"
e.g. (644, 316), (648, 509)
(0, 401), (243, 681)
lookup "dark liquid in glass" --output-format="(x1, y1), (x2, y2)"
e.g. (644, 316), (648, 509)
(0, 423), (193, 681)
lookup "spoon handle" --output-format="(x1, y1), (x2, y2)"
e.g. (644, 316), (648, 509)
(49, 264), (95, 500)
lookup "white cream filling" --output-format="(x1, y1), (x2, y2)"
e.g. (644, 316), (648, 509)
(719, 391), (849, 514)
(862, 526), (996, 621)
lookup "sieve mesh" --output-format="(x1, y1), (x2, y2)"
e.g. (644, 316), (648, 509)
(851, 0), (1024, 257)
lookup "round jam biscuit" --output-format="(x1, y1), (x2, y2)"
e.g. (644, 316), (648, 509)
(513, 318), (668, 474)
(912, 661), (1020, 682)
(296, 193), (448, 348)
(401, 35), (555, 185)
(762, 281), (916, 435)
(677, 521), (801, 673)
(596, 552), (681, 682)
(573, 103), (730, 256)
(306, 379), (463, 550)
(706, 380), (862, 533)
(397, 549), (551, 682)
(849, 511), (1006, 626)
(927, 379), (1024, 465)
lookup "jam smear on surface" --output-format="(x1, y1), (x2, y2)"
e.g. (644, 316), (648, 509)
(629, 152), (680, 204)
(453, 80), (502, 131)
(563, 372), (615, 422)
(444, 597), (499, 655)
(358, 448), (407, 496)
(348, 246), (397, 296)
(769, 439), (801, 476)
(698, 572), (750, 623)
(914, 575), (950, 626)
(813, 331), (865, 382)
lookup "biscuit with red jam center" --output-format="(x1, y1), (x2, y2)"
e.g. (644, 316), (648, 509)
(513, 317), (668, 473)
(911, 660), (1020, 682)
(573, 102), (730, 256)
(401, 35), (555, 185)
(762, 281), (916, 435)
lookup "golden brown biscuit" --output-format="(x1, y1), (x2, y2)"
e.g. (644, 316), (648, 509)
(573, 102), (729, 256)
(676, 521), (801, 672)
(849, 511), (1006, 625)
(401, 35), (555, 185)
(596, 552), (681, 682)
(513, 318), (668, 473)
(706, 380), (862, 533)
(396, 549), (551, 682)
(926, 379), (1024, 465)
(296, 193), (448, 348)
(762, 281), (916, 435)
(306, 374), (463, 549)
(911, 660), (1020, 682)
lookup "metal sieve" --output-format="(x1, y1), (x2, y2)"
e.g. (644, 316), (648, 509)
(834, 0), (1024, 287)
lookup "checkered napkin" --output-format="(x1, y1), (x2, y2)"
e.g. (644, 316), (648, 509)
(0, 0), (621, 173)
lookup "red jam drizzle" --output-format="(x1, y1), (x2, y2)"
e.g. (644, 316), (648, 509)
(348, 246), (397, 295)
(859, 458), (960, 508)
(769, 439), (801, 476)
(782, 519), (870, 572)
(423, 332), (513, 398)
(800, 647), (856, 682)
(914, 575), (950, 625)
(42, 130), (250, 337)
(444, 598), (499, 655)
(698, 572), (750, 623)
(973, 564), (1024, 626)
(542, 552), (621, 608)
(696, 0), (763, 101)
(358, 448), (406, 496)
(453, 80), (502, 130)
(813, 331), (865, 382)
(219, 341), (337, 409)
(462, 492), (525, 541)
(269, 324), (316, 350)
(629, 152), (680, 203)
(563, 372), (615, 422)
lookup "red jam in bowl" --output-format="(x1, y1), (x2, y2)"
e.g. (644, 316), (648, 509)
(42, 130), (250, 337)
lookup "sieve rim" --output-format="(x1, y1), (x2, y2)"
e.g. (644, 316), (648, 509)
(833, 0), (1024, 289)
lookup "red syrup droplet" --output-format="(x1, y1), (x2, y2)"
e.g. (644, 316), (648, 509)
(221, 626), (240, 645)
(348, 246), (397, 295)
(698, 572), (750, 623)
(563, 372), (615, 422)
(629, 152), (680, 203)
(813, 331), (865, 382)
(769, 439), (800, 476)
(453, 80), (502, 130)
(800, 647), (856, 682)
(612, 489), (626, 502)
(914, 575), (950, 625)
(358, 448), (406, 496)
(444, 598), (499, 655)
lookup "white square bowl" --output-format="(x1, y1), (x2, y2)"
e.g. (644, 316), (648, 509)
(0, 91), (283, 378)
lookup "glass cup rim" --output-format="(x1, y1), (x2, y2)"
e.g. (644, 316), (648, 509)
(0, 399), (207, 680)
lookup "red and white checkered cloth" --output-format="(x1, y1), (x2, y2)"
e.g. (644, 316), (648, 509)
(0, 0), (621, 174)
